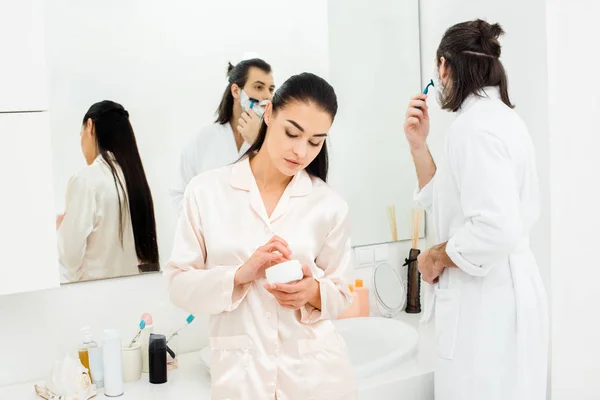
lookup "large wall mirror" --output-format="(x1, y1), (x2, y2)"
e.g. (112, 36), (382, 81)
(45, 0), (422, 284)
(327, 0), (424, 246)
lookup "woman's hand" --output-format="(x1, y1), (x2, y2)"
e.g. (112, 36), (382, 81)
(404, 94), (430, 151)
(265, 265), (321, 310)
(234, 236), (291, 286)
(238, 109), (261, 144)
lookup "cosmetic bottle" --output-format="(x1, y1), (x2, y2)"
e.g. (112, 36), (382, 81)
(149, 333), (168, 384)
(102, 329), (124, 397)
(78, 327), (98, 382)
(338, 284), (361, 319)
(354, 279), (370, 317)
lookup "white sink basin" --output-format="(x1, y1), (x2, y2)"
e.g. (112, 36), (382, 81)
(198, 316), (419, 380)
(335, 316), (419, 379)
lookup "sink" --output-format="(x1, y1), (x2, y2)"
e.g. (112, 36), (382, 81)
(198, 316), (419, 380)
(334, 317), (419, 379)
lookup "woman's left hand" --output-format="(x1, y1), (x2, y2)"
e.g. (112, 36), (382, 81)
(265, 264), (321, 310)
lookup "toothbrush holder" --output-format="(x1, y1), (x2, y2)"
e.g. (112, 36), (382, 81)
(121, 343), (142, 382)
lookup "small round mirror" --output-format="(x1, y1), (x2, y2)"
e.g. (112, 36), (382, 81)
(372, 262), (405, 318)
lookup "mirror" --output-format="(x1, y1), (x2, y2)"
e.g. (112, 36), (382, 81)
(327, 0), (424, 246)
(372, 262), (406, 318)
(44, 0), (422, 283)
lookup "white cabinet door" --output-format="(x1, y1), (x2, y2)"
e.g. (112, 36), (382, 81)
(0, 0), (49, 112)
(0, 112), (59, 295)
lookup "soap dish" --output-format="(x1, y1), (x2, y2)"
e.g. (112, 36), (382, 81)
(265, 260), (303, 284)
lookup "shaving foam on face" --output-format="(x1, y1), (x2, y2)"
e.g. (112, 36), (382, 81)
(240, 90), (267, 118)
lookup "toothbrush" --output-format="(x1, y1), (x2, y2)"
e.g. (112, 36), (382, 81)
(129, 319), (146, 347)
(167, 314), (195, 343)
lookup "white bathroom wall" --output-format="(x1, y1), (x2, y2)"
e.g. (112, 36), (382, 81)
(418, 0), (552, 314)
(546, 1), (600, 399)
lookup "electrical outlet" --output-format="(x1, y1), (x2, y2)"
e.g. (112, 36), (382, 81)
(374, 244), (388, 262)
(356, 248), (374, 266)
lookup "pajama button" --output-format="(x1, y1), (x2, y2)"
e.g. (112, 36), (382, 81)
(266, 312), (272, 318)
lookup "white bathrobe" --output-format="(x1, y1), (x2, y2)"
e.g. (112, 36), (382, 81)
(170, 122), (251, 215)
(415, 87), (549, 400)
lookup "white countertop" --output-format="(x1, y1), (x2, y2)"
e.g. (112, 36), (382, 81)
(0, 352), (213, 399)
(0, 313), (435, 399)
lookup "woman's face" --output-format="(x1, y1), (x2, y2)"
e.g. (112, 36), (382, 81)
(262, 101), (332, 176)
(80, 119), (98, 165)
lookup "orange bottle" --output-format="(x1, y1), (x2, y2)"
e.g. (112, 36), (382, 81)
(354, 279), (370, 317)
(338, 284), (360, 319)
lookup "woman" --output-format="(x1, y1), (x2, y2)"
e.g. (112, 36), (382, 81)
(165, 73), (357, 399)
(404, 20), (548, 399)
(170, 58), (276, 214)
(57, 100), (159, 282)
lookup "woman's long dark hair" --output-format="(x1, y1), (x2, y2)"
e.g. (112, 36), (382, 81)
(215, 58), (272, 125)
(436, 19), (514, 112)
(83, 100), (159, 271)
(241, 72), (337, 182)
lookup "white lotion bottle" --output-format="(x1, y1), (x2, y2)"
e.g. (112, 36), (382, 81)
(140, 323), (154, 373)
(102, 329), (124, 397)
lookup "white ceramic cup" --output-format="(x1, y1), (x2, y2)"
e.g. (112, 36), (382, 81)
(121, 343), (142, 382)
